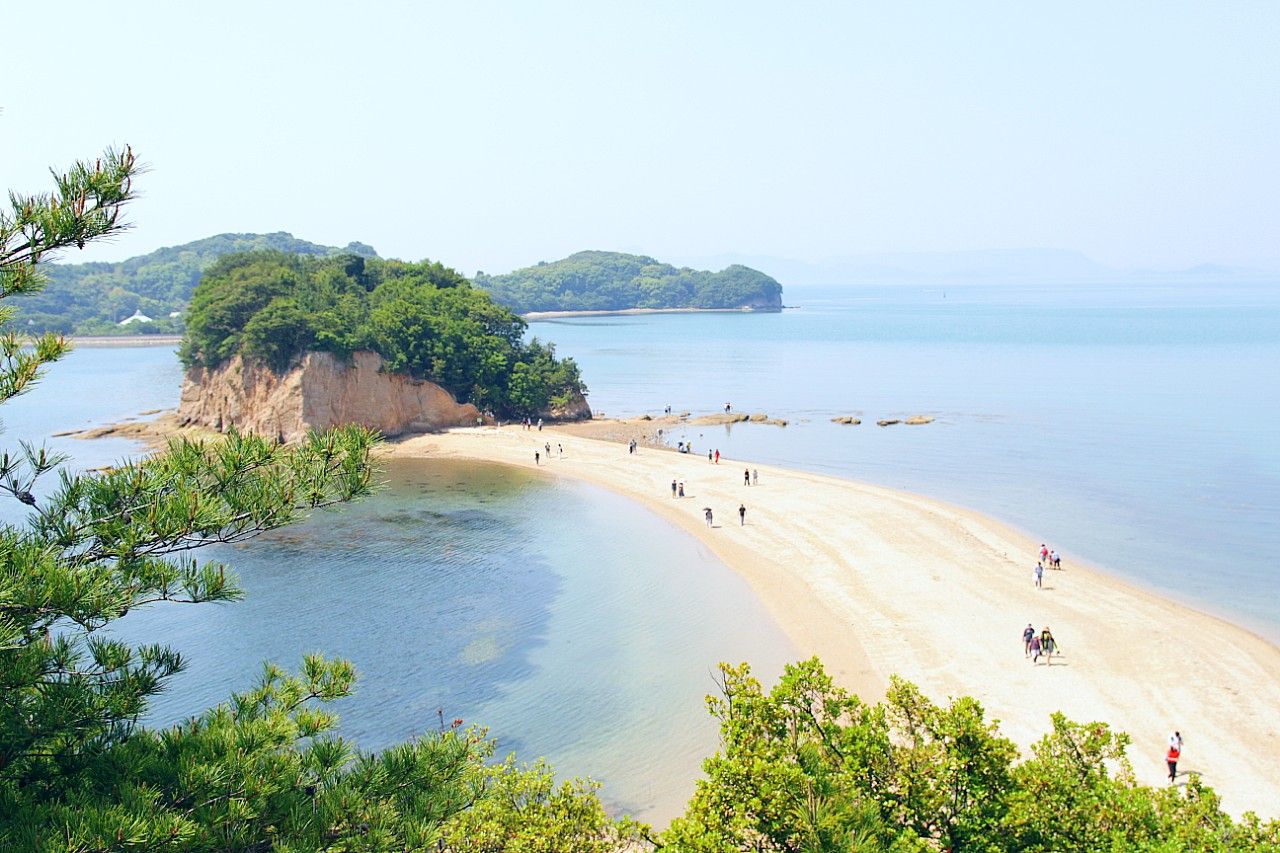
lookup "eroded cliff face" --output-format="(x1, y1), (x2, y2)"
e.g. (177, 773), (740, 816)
(177, 351), (485, 442)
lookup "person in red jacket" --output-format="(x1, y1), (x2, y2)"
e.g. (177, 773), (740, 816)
(1166, 731), (1183, 782)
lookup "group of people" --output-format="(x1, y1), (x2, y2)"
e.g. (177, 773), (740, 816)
(1021, 623), (1058, 664)
(702, 504), (748, 526)
(743, 468), (758, 486)
(521, 417), (544, 431)
(1038, 543), (1062, 570)
(533, 441), (563, 465)
(1033, 544), (1064, 588)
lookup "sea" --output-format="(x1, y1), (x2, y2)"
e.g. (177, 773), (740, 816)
(2, 280), (1277, 823)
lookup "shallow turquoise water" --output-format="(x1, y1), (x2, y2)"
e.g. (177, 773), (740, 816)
(532, 281), (1280, 640)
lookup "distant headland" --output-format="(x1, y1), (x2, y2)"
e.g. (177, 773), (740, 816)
(28, 232), (378, 335)
(473, 250), (783, 315)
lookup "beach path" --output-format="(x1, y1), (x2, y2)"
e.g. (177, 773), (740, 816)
(394, 425), (1280, 818)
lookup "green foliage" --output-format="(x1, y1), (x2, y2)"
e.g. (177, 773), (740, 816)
(22, 231), (377, 334)
(442, 758), (648, 852)
(659, 659), (1280, 852)
(182, 251), (588, 418)
(474, 251), (783, 314)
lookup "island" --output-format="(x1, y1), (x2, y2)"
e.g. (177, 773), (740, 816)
(176, 250), (589, 441)
(26, 232), (377, 334)
(472, 250), (783, 314)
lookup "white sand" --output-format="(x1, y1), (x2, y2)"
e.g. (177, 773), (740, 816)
(395, 425), (1280, 818)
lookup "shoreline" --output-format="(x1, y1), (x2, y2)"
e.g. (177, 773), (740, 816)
(83, 412), (1280, 818)
(522, 306), (780, 321)
(67, 335), (182, 347)
(392, 424), (1280, 819)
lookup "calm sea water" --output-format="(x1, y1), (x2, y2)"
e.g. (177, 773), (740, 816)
(532, 282), (1280, 641)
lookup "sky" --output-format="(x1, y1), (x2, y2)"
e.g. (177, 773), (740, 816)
(3, 1), (1277, 275)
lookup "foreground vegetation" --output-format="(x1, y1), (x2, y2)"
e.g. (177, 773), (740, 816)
(660, 660), (1279, 852)
(1, 147), (633, 851)
(474, 250), (783, 314)
(181, 251), (586, 418)
(23, 232), (377, 335)
(3, 149), (1276, 851)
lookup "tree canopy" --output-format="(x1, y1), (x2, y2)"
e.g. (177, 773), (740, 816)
(659, 659), (1280, 852)
(21, 232), (377, 335)
(181, 251), (587, 418)
(473, 251), (783, 314)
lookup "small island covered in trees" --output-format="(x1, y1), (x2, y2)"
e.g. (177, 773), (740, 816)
(473, 250), (783, 314)
(181, 251), (586, 419)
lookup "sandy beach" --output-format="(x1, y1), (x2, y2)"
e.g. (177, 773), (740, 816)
(391, 423), (1280, 818)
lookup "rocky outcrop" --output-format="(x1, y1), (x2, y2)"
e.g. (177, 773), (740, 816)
(177, 351), (485, 442)
(832, 416), (862, 425)
(689, 411), (787, 427)
(547, 389), (592, 422)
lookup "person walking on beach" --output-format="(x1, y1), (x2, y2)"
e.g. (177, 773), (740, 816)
(534, 451), (540, 465)
(1166, 732), (1182, 782)
(744, 468), (751, 486)
(558, 443), (563, 457)
(714, 449), (720, 464)
(738, 503), (746, 525)
(1040, 627), (1056, 665)
(1051, 550), (1061, 570)
(545, 442), (551, 457)
(1034, 562), (1044, 589)
(704, 507), (713, 527)
(1022, 623), (1035, 657)
(671, 479), (678, 498)
(1040, 544), (1049, 563)
(537, 418), (543, 431)
(678, 482), (685, 498)
(708, 450), (713, 462)
(752, 468), (758, 485)
(1029, 633), (1042, 664)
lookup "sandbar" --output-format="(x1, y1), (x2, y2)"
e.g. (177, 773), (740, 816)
(393, 424), (1280, 818)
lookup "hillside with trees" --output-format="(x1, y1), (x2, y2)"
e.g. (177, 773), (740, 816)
(181, 251), (586, 418)
(473, 251), (783, 314)
(23, 232), (377, 334)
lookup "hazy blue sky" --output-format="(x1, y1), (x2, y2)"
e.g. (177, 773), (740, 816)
(3, 1), (1277, 274)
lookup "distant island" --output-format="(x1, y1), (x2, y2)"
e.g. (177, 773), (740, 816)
(27, 232), (378, 335)
(176, 250), (589, 439)
(473, 250), (783, 314)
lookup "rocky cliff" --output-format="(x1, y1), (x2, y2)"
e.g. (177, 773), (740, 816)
(177, 351), (486, 442)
